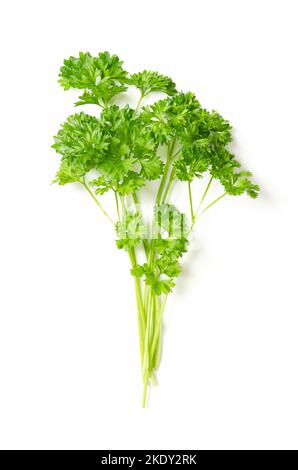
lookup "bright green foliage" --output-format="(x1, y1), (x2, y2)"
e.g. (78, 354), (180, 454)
(129, 204), (187, 294)
(152, 237), (189, 260)
(141, 92), (201, 143)
(52, 112), (109, 184)
(98, 105), (162, 184)
(131, 262), (176, 295)
(210, 148), (259, 197)
(52, 51), (259, 407)
(130, 70), (177, 97)
(59, 51), (128, 106)
(174, 141), (211, 181)
(116, 212), (147, 250)
(53, 105), (163, 193)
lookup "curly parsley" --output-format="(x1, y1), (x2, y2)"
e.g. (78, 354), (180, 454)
(52, 51), (259, 407)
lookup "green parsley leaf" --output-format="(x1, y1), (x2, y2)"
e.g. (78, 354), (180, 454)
(59, 51), (128, 106)
(52, 112), (109, 183)
(116, 212), (147, 250)
(130, 70), (177, 97)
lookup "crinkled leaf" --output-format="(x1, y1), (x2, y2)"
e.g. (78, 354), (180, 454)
(175, 140), (211, 181)
(130, 70), (177, 97)
(59, 51), (128, 105)
(52, 112), (109, 184)
(53, 158), (87, 185)
(116, 172), (146, 195)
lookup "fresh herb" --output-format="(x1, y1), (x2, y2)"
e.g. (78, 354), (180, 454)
(52, 51), (259, 407)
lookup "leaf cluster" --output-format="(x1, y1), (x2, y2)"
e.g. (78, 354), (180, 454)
(53, 51), (260, 297)
(129, 70), (177, 97)
(130, 205), (188, 295)
(142, 92), (258, 197)
(53, 105), (163, 192)
(59, 51), (129, 106)
(116, 211), (147, 250)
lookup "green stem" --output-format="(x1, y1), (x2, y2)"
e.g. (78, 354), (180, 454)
(188, 180), (195, 224)
(188, 191), (227, 236)
(129, 248), (145, 316)
(143, 138), (177, 404)
(171, 146), (183, 160)
(201, 192), (227, 214)
(143, 288), (153, 375)
(150, 294), (167, 369)
(132, 192), (139, 207)
(82, 182), (114, 225)
(162, 166), (176, 203)
(188, 176), (214, 234)
(128, 247), (146, 361)
(155, 159), (171, 204)
(155, 140), (176, 205)
(120, 195), (127, 215)
(142, 371), (149, 408)
(143, 284), (149, 317)
(132, 192), (149, 259)
(195, 176), (213, 218)
(135, 92), (144, 112)
(114, 191), (120, 221)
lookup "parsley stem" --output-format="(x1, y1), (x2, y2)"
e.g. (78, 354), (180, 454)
(150, 294), (167, 369)
(143, 284), (149, 317)
(142, 288), (154, 406)
(82, 182), (114, 225)
(128, 247), (145, 360)
(142, 371), (149, 408)
(201, 192), (227, 213)
(162, 166), (176, 203)
(132, 192), (139, 207)
(155, 140), (176, 204)
(196, 176), (213, 217)
(114, 191), (120, 221)
(132, 192), (149, 258)
(120, 195), (127, 215)
(188, 181), (195, 224)
(135, 92), (144, 112)
(188, 176), (214, 233)
(171, 146), (183, 160)
(188, 191), (227, 236)
(156, 160), (171, 204)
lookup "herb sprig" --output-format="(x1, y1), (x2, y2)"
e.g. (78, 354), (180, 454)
(52, 51), (259, 406)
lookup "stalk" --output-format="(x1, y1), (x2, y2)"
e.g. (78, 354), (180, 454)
(128, 247), (146, 361)
(155, 140), (176, 204)
(114, 191), (120, 221)
(150, 294), (167, 370)
(162, 166), (176, 203)
(81, 181), (114, 225)
(155, 159), (171, 204)
(141, 242), (159, 406)
(188, 176), (214, 234)
(142, 371), (149, 408)
(135, 92), (144, 112)
(132, 192), (149, 258)
(142, 287), (154, 407)
(202, 192), (227, 213)
(188, 180), (195, 224)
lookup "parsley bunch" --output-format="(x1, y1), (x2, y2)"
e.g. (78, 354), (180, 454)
(52, 51), (259, 407)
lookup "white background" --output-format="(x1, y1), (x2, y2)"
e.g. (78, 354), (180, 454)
(0, 0), (297, 450)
